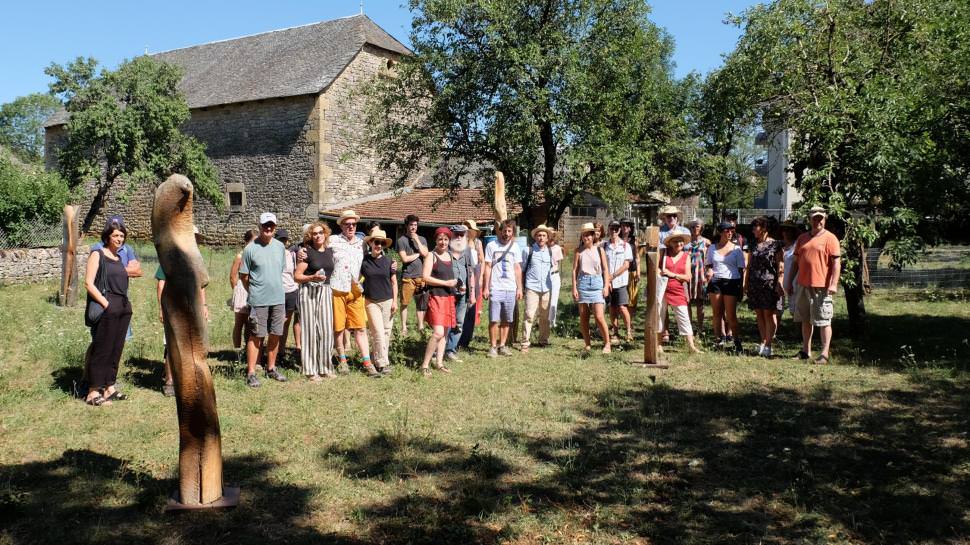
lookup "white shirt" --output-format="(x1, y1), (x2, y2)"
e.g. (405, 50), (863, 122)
(602, 239), (634, 289)
(328, 234), (364, 293)
(484, 239), (522, 292)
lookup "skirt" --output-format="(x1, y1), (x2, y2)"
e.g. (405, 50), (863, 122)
(427, 294), (457, 328)
(577, 273), (605, 305)
(231, 281), (249, 313)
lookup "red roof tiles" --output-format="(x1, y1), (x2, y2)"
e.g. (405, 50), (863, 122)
(322, 189), (520, 225)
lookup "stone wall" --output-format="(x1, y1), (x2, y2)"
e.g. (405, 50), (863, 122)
(0, 245), (90, 285)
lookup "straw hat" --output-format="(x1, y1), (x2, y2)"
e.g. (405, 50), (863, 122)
(363, 228), (392, 248)
(658, 205), (682, 218)
(664, 233), (690, 246)
(531, 224), (556, 239)
(337, 209), (360, 224)
(463, 219), (480, 232)
(580, 222), (597, 235)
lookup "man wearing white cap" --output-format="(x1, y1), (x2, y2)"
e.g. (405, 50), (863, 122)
(788, 206), (841, 364)
(240, 212), (289, 387)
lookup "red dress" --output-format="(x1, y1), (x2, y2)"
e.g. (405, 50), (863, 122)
(664, 252), (689, 306)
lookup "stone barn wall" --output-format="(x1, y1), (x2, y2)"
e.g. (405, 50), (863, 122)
(0, 245), (90, 286)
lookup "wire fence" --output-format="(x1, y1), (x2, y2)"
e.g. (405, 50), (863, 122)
(868, 246), (970, 289)
(0, 221), (66, 250)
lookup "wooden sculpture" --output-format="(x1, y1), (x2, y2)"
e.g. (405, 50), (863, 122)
(639, 226), (667, 368)
(59, 205), (79, 307)
(152, 174), (236, 509)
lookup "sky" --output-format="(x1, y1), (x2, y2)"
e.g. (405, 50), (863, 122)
(0, 0), (757, 105)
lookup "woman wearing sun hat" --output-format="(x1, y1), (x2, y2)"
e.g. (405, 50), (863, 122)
(661, 232), (702, 353)
(361, 227), (397, 375)
(572, 222), (612, 353)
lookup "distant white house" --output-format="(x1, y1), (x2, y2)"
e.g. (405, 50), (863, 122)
(755, 129), (801, 219)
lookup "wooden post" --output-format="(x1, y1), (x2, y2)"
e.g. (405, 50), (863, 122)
(59, 205), (79, 307)
(640, 226), (667, 368)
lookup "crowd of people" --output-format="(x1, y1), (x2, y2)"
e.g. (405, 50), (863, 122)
(79, 204), (842, 403)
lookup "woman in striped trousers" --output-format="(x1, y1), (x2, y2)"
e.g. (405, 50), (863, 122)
(294, 221), (336, 381)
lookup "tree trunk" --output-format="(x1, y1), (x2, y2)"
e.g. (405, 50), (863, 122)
(843, 241), (868, 337)
(81, 181), (112, 234)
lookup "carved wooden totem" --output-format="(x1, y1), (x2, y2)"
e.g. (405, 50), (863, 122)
(59, 205), (79, 307)
(152, 174), (225, 506)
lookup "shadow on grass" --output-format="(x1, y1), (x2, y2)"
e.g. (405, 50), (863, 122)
(323, 381), (968, 544)
(835, 312), (970, 372)
(0, 450), (363, 545)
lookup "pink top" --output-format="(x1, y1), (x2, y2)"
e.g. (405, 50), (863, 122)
(664, 252), (689, 306)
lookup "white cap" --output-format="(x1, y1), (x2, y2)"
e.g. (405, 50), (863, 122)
(259, 212), (278, 225)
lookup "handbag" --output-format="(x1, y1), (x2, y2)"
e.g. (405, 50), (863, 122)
(84, 252), (110, 327)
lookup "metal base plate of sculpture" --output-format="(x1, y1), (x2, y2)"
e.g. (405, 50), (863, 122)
(152, 174), (238, 511)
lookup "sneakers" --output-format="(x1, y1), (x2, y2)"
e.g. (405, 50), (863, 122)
(796, 350), (810, 360)
(756, 343), (766, 356)
(378, 365), (393, 376)
(265, 368), (288, 382)
(487, 347), (499, 358)
(162, 382), (176, 397)
(498, 345), (513, 357)
(445, 352), (464, 363)
(362, 363), (382, 378)
(337, 359), (351, 375)
(762, 345), (772, 358)
(246, 374), (261, 388)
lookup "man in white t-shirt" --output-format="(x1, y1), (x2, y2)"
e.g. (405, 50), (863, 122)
(603, 220), (634, 341)
(482, 219), (523, 357)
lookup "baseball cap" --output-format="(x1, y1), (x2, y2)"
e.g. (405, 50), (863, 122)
(808, 206), (827, 218)
(608, 220), (621, 229)
(275, 228), (289, 241)
(450, 224), (468, 234)
(107, 214), (125, 227)
(717, 221), (735, 231)
(259, 212), (278, 225)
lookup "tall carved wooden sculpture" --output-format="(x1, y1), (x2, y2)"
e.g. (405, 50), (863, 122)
(59, 205), (79, 307)
(153, 174), (236, 509)
(639, 226), (667, 369)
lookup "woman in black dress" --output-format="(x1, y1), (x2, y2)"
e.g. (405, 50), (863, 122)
(84, 221), (133, 406)
(744, 216), (785, 357)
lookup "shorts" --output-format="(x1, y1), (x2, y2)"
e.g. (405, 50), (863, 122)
(577, 274), (605, 305)
(400, 277), (425, 306)
(427, 294), (457, 328)
(333, 289), (367, 331)
(489, 289), (516, 323)
(284, 290), (299, 315)
(794, 285), (834, 327)
(707, 278), (742, 298)
(609, 285), (630, 307)
(248, 304), (285, 338)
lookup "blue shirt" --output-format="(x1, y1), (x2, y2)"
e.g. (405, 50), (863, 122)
(240, 238), (286, 306)
(90, 242), (137, 266)
(523, 244), (553, 293)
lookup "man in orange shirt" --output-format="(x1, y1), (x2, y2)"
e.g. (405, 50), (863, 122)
(787, 206), (841, 364)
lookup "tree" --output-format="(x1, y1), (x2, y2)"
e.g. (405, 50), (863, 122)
(45, 56), (220, 231)
(0, 93), (61, 163)
(360, 0), (694, 227)
(723, 0), (970, 334)
(0, 147), (70, 245)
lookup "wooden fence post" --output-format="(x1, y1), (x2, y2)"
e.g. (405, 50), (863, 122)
(639, 226), (667, 368)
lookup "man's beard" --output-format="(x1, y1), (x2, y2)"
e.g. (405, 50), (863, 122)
(450, 237), (467, 253)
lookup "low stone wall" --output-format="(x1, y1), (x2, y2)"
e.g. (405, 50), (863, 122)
(0, 245), (90, 285)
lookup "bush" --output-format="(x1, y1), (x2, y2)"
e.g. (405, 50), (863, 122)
(0, 153), (70, 245)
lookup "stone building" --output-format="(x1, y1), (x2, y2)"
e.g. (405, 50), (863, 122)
(44, 15), (412, 244)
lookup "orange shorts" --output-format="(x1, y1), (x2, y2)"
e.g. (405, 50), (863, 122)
(332, 288), (367, 331)
(400, 277), (425, 306)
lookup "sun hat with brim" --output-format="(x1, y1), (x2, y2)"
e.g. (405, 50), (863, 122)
(434, 226), (454, 240)
(808, 206), (827, 219)
(580, 222), (597, 235)
(659, 205), (682, 218)
(530, 224), (555, 239)
(664, 233), (690, 246)
(338, 210), (361, 224)
(463, 219), (480, 232)
(364, 228), (393, 248)
(717, 221), (736, 231)
(687, 217), (705, 228)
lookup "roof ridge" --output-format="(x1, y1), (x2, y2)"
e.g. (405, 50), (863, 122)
(150, 14), (366, 56)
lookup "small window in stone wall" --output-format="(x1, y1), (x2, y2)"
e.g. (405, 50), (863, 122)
(380, 59), (398, 78)
(226, 183), (246, 212)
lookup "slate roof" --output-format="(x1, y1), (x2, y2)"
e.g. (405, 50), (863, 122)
(45, 15), (409, 127)
(321, 188), (521, 226)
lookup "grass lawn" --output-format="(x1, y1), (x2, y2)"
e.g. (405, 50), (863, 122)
(0, 244), (967, 545)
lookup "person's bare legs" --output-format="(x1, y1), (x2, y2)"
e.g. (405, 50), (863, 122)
(246, 336), (263, 376)
(819, 324), (832, 358)
(353, 328), (370, 359)
(280, 310), (295, 360)
(709, 293), (723, 340)
(801, 320), (814, 357)
(498, 322), (510, 347)
(293, 320), (302, 351)
(755, 310), (768, 347)
(335, 328), (347, 358)
(400, 304), (410, 336)
(264, 334), (281, 372)
(723, 296), (740, 347)
(421, 325), (449, 372)
(489, 321), (500, 348)
(593, 303), (612, 353)
(579, 304), (591, 350)
(417, 310), (427, 334)
(232, 312), (248, 349)
(619, 305), (633, 340)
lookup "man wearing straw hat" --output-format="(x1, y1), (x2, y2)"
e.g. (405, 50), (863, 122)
(329, 210), (378, 377)
(520, 224), (556, 352)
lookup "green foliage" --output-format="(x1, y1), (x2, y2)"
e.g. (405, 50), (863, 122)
(45, 56), (222, 229)
(360, 0), (693, 225)
(0, 93), (61, 163)
(0, 151), (70, 243)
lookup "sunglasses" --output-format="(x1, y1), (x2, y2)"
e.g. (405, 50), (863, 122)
(343, 222), (357, 228)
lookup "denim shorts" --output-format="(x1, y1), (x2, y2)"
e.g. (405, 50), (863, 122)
(577, 274), (605, 304)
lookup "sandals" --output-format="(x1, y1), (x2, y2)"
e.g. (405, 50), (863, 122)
(421, 367), (432, 378)
(85, 394), (109, 406)
(432, 363), (452, 374)
(813, 354), (830, 365)
(105, 390), (128, 401)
